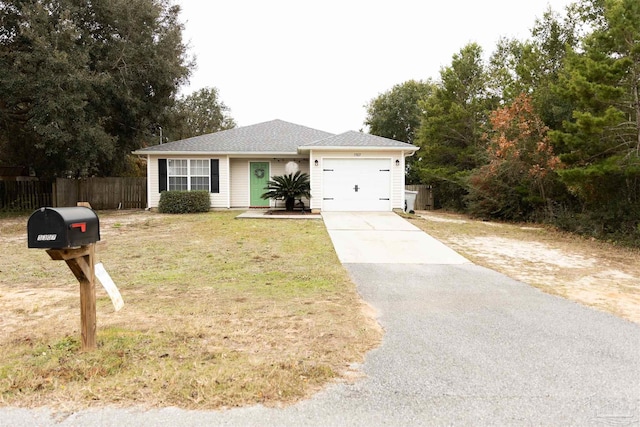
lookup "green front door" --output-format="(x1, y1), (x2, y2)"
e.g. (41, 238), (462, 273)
(250, 162), (270, 207)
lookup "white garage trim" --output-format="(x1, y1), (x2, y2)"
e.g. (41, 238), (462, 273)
(321, 158), (392, 211)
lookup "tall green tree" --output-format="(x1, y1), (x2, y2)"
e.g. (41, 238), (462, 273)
(550, 0), (640, 238)
(415, 43), (496, 208)
(487, 7), (580, 129)
(472, 5), (582, 223)
(365, 80), (435, 144)
(164, 87), (236, 142)
(0, 0), (192, 178)
(364, 79), (435, 183)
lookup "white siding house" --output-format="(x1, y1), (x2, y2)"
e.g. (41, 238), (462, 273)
(134, 120), (418, 212)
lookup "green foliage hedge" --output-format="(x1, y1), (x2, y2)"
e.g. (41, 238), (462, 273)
(158, 191), (211, 214)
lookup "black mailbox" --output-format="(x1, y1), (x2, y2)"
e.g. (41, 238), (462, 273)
(28, 207), (100, 249)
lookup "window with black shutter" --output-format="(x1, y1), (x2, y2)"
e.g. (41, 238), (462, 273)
(158, 159), (167, 192)
(159, 158), (219, 193)
(210, 159), (219, 193)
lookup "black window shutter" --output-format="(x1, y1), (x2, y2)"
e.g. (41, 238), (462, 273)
(158, 159), (167, 192)
(210, 159), (219, 193)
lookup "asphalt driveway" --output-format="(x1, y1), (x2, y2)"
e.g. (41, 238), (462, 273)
(2, 212), (639, 426)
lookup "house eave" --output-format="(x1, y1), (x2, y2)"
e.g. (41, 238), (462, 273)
(132, 147), (419, 157)
(298, 146), (419, 153)
(132, 150), (303, 157)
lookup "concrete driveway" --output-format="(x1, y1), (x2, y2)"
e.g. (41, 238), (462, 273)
(3, 212), (639, 426)
(322, 211), (468, 264)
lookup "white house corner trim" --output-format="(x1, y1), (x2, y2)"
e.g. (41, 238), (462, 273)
(146, 155), (152, 209)
(226, 156), (231, 208)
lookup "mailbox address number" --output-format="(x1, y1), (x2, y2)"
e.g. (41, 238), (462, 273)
(35, 222), (86, 242)
(36, 234), (57, 241)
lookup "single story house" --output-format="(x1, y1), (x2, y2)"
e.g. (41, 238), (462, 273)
(133, 119), (418, 212)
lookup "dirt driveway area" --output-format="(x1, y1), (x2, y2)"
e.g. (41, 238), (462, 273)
(410, 210), (640, 324)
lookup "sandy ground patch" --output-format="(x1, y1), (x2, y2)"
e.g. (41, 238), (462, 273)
(414, 211), (640, 324)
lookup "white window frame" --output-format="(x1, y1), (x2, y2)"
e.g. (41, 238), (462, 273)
(167, 159), (210, 192)
(189, 159), (210, 191)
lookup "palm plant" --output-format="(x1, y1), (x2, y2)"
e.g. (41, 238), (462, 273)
(261, 171), (311, 211)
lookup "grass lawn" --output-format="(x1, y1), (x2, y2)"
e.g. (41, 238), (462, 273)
(0, 210), (381, 410)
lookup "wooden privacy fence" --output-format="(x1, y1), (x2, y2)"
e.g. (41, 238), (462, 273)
(55, 177), (147, 209)
(0, 180), (53, 211)
(405, 184), (434, 210)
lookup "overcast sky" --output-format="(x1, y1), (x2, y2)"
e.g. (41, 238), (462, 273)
(177, 0), (575, 134)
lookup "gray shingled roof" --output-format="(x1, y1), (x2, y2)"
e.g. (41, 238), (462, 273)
(300, 131), (417, 149)
(134, 119), (334, 154)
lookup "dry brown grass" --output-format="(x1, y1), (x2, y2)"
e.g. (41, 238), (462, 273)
(0, 210), (381, 410)
(409, 210), (640, 324)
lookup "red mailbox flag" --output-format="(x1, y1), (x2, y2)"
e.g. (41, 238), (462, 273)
(70, 222), (87, 232)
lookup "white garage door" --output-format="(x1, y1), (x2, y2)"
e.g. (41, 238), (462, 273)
(322, 158), (391, 211)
